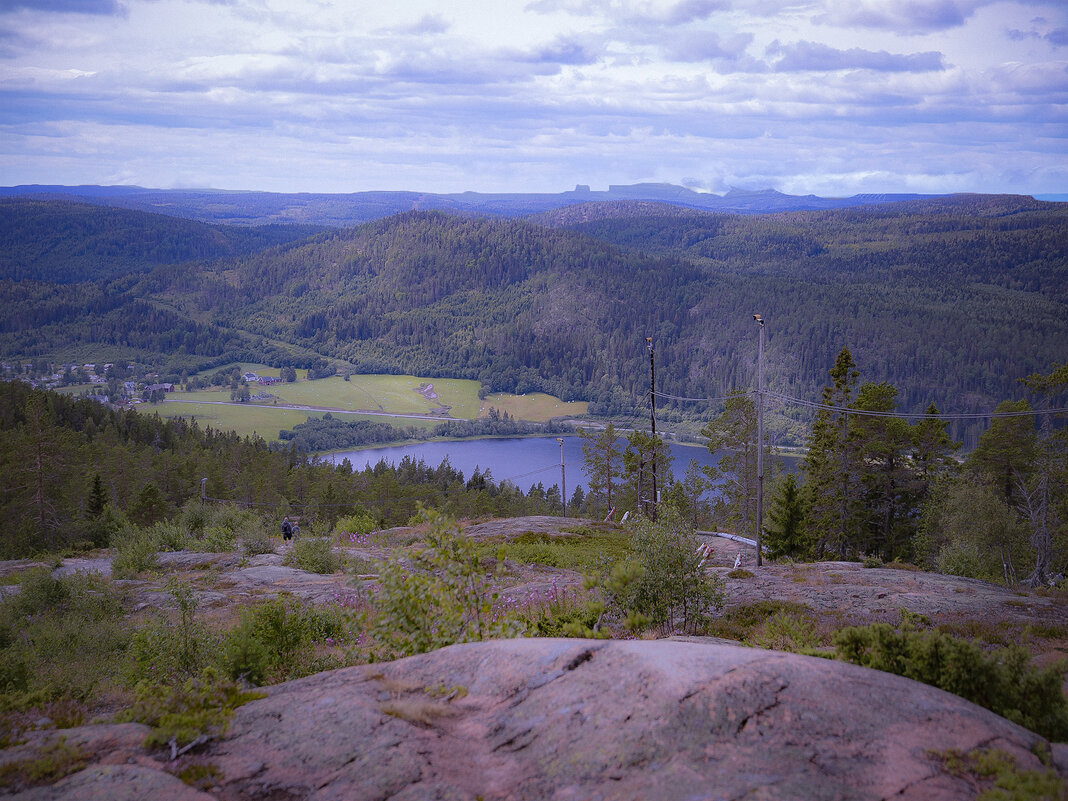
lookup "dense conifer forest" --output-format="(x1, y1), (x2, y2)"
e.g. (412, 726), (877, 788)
(1, 193), (1065, 448)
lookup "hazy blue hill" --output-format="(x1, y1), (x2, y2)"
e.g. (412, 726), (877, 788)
(0, 198), (326, 283)
(0, 183), (944, 227)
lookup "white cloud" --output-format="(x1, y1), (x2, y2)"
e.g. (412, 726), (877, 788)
(0, 0), (1063, 195)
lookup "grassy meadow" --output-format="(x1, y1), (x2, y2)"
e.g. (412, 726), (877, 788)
(482, 391), (588, 421)
(57, 368), (583, 443)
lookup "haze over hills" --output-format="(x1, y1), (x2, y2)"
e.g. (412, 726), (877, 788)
(0, 183), (947, 227)
(1, 191), (1065, 448)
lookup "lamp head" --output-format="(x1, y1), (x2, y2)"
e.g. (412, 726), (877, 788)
(753, 314), (764, 325)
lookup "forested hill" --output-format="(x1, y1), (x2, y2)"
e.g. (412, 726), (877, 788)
(171, 202), (1066, 426)
(1, 197), (1065, 446)
(533, 194), (1067, 301)
(0, 199), (325, 283)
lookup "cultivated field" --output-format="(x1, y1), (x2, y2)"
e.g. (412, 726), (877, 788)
(482, 391), (588, 422)
(60, 371), (583, 441)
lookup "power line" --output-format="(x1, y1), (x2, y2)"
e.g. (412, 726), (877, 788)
(767, 391), (1068, 420)
(652, 388), (1066, 421)
(652, 390), (740, 403)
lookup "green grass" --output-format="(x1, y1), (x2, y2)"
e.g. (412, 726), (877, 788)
(271, 375), (483, 419)
(482, 392), (588, 422)
(153, 400), (325, 440)
(479, 525), (632, 574)
(140, 375), (581, 442)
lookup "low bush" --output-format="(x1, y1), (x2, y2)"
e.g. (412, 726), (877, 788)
(748, 610), (821, 653)
(334, 511), (377, 542)
(0, 571), (130, 708)
(220, 595), (355, 685)
(482, 528), (633, 574)
(126, 580), (219, 685)
(118, 668), (264, 748)
(239, 522), (274, 557)
(111, 526), (159, 578)
(705, 600), (816, 642)
(370, 507), (523, 658)
(934, 747), (1066, 800)
(284, 537), (341, 574)
(593, 507), (724, 636)
(833, 622), (1068, 741)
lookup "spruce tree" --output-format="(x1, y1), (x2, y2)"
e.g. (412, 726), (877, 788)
(803, 347), (860, 557)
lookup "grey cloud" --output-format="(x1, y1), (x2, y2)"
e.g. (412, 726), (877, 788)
(383, 13), (450, 36)
(525, 37), (599, 65)
(645, 0), (727, 26)
(0, 0), (122, 13)
(662, 30), (754, 62)
(768, 40), (944, 72)
(1046, 27), (1068, 46)
(816, 0), (995, 34)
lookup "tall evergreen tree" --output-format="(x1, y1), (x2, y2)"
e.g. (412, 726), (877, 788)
(700, 390), (773, 538)
(1017, 363), (1068, 585)
(803, 347), (861, 556)
(578, 424), (622, 515)
(765, 473), (809, 559)
(850, 382), (915, 560)
(622, 430), (672, 516)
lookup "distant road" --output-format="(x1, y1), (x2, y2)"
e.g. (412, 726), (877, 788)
(164, 399), (456, 422)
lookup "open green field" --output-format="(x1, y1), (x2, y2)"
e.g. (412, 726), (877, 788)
(56, 372), (584, 442)
(153, 399), (442, 441)
(261, 375), (481, 419)
(483, 392), (588, 422)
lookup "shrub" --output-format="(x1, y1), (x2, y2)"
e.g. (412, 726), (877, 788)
(111, 525), (159, 578)
(833, 622), (1068, 741)
(481, 528), (632, 574)
(220, 595), (355, 685)
(0, 571), (129, 706)
(749, 611), (821, 653)
(706, 600), (815, 642)
(153, 519), (189, 551)
(595, 506), (724, 636)
(334, 512), (377, 542)
(125, 581), (219, 685)
(934, 747), (1067, 800)
(284, 537), (341, 574)
(239, 522), (274, 557)
(0, 736), (88, 789)
(370, 507), (523, 658)
(118, 668), (264, 748)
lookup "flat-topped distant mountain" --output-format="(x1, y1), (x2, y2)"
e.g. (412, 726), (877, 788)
(0, 183), (945, 226)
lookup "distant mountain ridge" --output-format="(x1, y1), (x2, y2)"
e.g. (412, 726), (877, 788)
(0, 182), (946, 226)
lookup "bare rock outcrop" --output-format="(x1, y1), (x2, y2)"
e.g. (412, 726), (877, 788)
(13, 638), (1058, 800)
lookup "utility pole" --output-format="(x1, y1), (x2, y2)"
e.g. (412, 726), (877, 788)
(647, 337), (657, 519)
(753, 315), (765, 567)
(557, 437), (567, 518)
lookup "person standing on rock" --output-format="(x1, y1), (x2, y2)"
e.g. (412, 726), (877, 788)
(282, 516), (294, 542)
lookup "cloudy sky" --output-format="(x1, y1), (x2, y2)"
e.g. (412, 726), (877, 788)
(0, 0), (1065, 195)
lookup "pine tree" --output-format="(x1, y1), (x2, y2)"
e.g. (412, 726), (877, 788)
(765, 473), (809, 559)
(803, 347), (860, 557)
(578, 424), (622, 515)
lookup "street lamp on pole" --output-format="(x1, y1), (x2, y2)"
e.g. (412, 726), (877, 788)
(557, 437), (567, 518)
(753, 314), (765, 567)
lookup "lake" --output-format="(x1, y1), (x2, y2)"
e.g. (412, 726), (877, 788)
(327, 436), (799, 496)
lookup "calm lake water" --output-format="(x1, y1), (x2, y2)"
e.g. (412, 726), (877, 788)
(327, 436), (798, 496)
